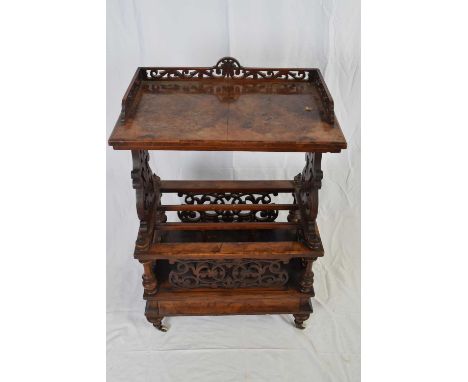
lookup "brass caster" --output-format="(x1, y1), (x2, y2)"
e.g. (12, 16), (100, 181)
(294, 321), (306, 330)
(153, 322), (168, 332)
(293, 314), (309, 330)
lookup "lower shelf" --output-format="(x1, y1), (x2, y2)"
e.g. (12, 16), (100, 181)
(139, 231), (319, 330)
(145, 288), (313, 317)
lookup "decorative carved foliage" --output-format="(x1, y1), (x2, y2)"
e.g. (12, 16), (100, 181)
(299, 153), (323, 189)
(177, 192), (279, 222)
(294, 153), (323, 249)
(131, 150), (165, 250)
(168, 260), (289, 289)
(145, 57), (314, 81)
(131, 150), (156, 221)
(298, 152), (323, 221)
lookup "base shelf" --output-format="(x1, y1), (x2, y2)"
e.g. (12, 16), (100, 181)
(145, 285), (313, 318)
(147, 298), (312, 318)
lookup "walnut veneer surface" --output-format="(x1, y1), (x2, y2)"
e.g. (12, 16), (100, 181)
(109, 57), (346, 152)
(109, 80), (346, 152)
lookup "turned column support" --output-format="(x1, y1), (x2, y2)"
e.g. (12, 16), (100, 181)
(299, 257), (317, 295)
(141, 260), (158, 295)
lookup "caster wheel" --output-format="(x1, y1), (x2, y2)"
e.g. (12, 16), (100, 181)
(153, 323), (168, 332)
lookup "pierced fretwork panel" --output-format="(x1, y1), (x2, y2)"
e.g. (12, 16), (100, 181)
(145, 57), (313, 81)
(177, 192), (279, 222)
(168, 260), (289, 289)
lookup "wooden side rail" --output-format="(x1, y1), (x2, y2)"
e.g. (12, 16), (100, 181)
(159, 180), (295, 193)
(155, 222), (298, 231)
(160, 204), (295, 212)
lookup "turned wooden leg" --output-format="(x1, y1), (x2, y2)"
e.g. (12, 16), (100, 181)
(293, 313), (310, 329)
(152, 317), (168, 332)
(299, 257), (317, 294)
(141, 260), (158, 295)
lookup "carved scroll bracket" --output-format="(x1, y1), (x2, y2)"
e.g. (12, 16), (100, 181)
(131, 150), (166, 252)
(294, 153), (323, 249)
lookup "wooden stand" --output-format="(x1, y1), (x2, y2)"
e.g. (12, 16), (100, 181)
(109, 57), (347, 331)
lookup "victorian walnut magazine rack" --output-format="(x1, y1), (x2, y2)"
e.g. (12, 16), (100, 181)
(108, 57), (347, 331)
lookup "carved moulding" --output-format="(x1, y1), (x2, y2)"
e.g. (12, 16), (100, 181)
(298, 257), (317, 295)
(140, 260), (158, 295)
(177, 192), (279, 223)
(168, 259), (289, 289)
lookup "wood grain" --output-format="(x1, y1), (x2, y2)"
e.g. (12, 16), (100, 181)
(159, 203), (295, 212)
(108, 57), (346, 152)
(159, 180), (295, 193)
(135, 241), (323, 260)
(155, 222), (298, 231)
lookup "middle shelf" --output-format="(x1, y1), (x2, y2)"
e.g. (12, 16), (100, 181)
(136, 228), (323, 261)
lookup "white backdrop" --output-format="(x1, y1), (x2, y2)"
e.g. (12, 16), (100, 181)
(107, 1), (360, 381)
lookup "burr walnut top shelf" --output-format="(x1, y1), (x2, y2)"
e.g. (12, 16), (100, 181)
(108, 57), (347, 153)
